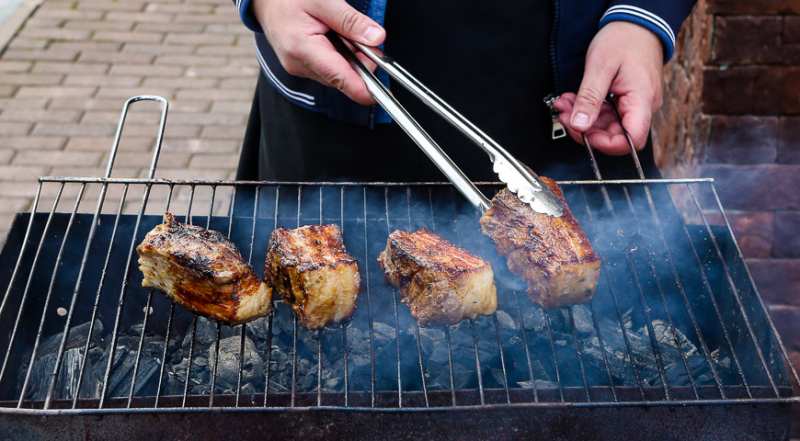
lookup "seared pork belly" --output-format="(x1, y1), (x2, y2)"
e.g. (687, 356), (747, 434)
(480, 178), (601, 309)
(136, 212), (272, 325)
(265, 224), (361, 330)
(378, 229), (497, 326)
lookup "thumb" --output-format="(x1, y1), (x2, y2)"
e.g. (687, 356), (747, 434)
(315, 0), (385, 46)
(570, 60), (617, 132)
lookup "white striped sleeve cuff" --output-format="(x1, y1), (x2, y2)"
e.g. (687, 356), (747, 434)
(600, 5), (676, 62)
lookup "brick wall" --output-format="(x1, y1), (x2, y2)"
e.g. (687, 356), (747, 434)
(653, 0), (800, 434)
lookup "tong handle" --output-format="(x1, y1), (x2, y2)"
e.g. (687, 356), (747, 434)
(346, 38), (564, 217)
(331, 36), (491, 212)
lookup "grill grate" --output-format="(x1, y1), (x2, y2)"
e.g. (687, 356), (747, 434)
(0, 97), (797, 418)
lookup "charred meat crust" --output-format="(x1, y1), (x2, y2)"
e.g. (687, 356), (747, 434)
(265, 224), (361, 330)
(136, 212), (272, 325)
(480, 178), (601, 309)
(378, 228), (498, 326)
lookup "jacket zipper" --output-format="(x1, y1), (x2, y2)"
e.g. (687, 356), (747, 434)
(549, 0), (561, 95)
(545, 0), (563, 139)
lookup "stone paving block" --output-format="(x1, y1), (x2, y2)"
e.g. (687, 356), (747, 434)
(189, 153), (239, 169)
(165, 33), (235, 45)
(206, 23), (254, 36)
(148, 3), (215, 14)
(63, 74), (142, 87)
(78, 51), (154, 64)
(49, 42), (123, 53)
(109, 152), (190, 168)
(0, 87), (14, 97)
(32, 61), (109, 75)
(94, 87), (175, 100)
(7, 38), (48, 50)
(13, 150), (102, 167)
(177, 88), (252, 101)
(122, 43), (195, 55)
(211, 101), (252, 114)
(154, 54), (227, 66)
(17, 86), (96, 98)
(0, 149), (13, 164)
(133, 22), (205, 34)
(65, 136), (154, 152)
(4, 49), (78, 62)
(0, 98), (48, 110)
(0, 110), (81, 124)
(220, 77), (256, 90)
(33, 9), (103, 20)
(0, 181), (47, 198)
(200, 125), (245, 139)
(165, 112), (244, 126)
(109, 64), (184, 77)
(0, 61), (33, 72)
(64, 20), (135, 31)
(153, 124), (203, 138)
(0, 166), (49, 181)
(142, 77), (218, 89)
(0, 73), (62, 85)
(93, 31), (165, 43)
(105, 12), (175, 23)
(186, 65), (259, 78)
(76, 1), (146, 11)
(32, 123), (115, 137)
(195, 45), (256, 56)
(1, 136), (66, 150)
(168, 100), (212, 113)
(160, 138), (239, 153)
(20, 28), (91, 40)
(49, 97), (123, 111)
(0, 122), (32, 135)
(0, 197), (30, 213)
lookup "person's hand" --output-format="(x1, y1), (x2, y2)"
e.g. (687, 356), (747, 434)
(552, 21), (664, 155)
(250, 0), (386, 105)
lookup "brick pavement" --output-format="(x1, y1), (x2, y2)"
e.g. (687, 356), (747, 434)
(0, 0), (260, 246)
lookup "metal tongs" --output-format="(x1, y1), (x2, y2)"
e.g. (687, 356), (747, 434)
(332, 35), (564, 217)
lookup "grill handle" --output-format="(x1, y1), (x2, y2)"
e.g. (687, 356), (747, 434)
(104, 95), (169, 179)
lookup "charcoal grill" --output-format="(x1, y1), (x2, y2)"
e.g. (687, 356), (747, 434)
(0, 96), (796, 440)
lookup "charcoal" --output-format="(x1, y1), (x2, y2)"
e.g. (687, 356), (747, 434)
(207, 336), (264, 395)
(17, 320), (105, 402)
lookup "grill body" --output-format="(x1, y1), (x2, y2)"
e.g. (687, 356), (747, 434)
(0, 181), (794, 440)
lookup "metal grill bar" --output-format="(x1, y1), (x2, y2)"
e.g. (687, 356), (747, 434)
(154, 185), (176, 408)
(691, 185), (782, 395)
(404, 188), (430, 407)
(9, 184), (71, 406)
(383, 188), (405, 407)
(38, 185), (88, 409)
(362, 187), (377, 408)
(703, 185), (800, 391)
(624, 185), (728, 398)
(567, 307), (591, 402)
(578, 188), (647, 401)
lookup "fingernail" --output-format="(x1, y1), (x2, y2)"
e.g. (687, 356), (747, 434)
(572, 112), (589, 128)
(363, 26), (380, 43)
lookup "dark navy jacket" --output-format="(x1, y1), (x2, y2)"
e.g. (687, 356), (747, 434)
(235, 0), (697, 127)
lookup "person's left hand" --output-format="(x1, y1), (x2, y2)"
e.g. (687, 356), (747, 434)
(552, 21), (664, 155)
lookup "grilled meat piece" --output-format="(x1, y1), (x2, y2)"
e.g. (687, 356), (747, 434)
(136, 212), (272, 325)
(480, 178), (601, 309)
(265, 224), (361, 330)
(378, 229), (497, 326)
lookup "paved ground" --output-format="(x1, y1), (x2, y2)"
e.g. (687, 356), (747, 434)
(0, 0), (259, 245)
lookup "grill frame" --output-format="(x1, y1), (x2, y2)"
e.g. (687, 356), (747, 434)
(0, 97), (796, 439)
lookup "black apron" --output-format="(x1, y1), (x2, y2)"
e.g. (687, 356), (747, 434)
(237, 0), (658, 182)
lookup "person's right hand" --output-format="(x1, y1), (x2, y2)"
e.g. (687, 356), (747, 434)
(250, 0), (386, 105)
